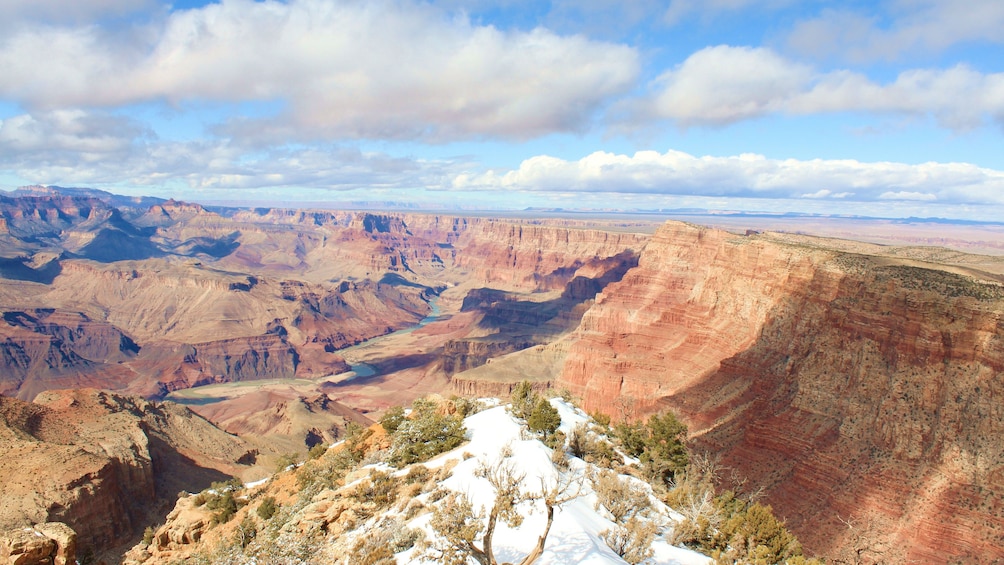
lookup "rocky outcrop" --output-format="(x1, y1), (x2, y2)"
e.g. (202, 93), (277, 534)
(558, 221), (1004, 563)
(0, 522), (77, 565)
(0, 389), (253, 558)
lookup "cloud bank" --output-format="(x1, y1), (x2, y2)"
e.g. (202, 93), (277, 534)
(453, 149), (1004, 206)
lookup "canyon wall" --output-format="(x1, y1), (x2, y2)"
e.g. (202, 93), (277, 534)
(0, 389), (253, 557)
(558, 221), (1004, 563)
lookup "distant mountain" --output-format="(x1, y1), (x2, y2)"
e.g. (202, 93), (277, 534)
(9, 185), (166, 210)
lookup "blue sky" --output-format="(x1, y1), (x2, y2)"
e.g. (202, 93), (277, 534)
(1, 0), (1003, 219)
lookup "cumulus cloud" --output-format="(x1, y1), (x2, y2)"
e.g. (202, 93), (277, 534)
(0, 0), (638, 142)
(626, 45), (1004, 130)
(787, 0), (1004, 63)
(452, 149), (1004, 205)
(643, 46), (812, 126)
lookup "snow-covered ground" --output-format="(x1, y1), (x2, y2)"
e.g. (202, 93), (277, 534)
(376, 398), (712, 565)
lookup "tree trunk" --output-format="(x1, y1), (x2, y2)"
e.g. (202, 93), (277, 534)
(516, 503), (555, 565)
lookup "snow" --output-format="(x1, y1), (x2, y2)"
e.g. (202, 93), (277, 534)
(393, 399), (711, 565)
(244, 477), (270, 489)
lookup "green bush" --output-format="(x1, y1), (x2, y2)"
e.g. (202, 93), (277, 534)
(449, 395), (485, 418)
(527, 397), (561, 437)
(615, 411), (688, 485)
(510, 380), (536, 419)
(380, 406), (406, 433)
(256, 496), (278, 520)
(389, 398), (466, 465)
(712, 499), (804, 565)
(208, 491), (238, 525)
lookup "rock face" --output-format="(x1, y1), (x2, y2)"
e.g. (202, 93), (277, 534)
(558, 221), (1004, 563)
(0, 522), (77, 565)
(0, 389), (254, 557)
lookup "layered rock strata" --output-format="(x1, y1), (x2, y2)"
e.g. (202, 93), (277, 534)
(558, 221), (1004, 563)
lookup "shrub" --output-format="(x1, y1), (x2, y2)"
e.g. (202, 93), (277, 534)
(380, 406), (406, 434)
(527, 397), (561, 438)
(351, 534), (396, 565)
(590, 411), (612, 430)
(389, 398), (466, 465)
(405, 464), (430, 484)
(615, 411), (688, 486)
(352, 470), (398, 509)
(602, 516), (656, 565)
(551, 446), (570, 471)
(592, 469), (652, 523)
(257, 496), (278, 520)
(142, 526), (156, 546)
(509, 380), (536, 420)
(569, 423), (620, 467)
(275, 453), (298, 473)
(234, 516), (257, 548)
(208, 491), (238, 525)
(449, 395), (485, 418)
(307, 443), (327, 460)
(713, 500), (803, 565)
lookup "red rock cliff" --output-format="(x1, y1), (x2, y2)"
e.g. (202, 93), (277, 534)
(558, 221), (1004, 563)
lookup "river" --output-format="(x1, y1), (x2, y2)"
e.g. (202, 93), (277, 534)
(336, 295), (442, 381)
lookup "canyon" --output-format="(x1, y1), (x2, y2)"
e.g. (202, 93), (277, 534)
(1, 187), (1003, 563)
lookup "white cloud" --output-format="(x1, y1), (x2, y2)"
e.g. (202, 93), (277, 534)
(0, 0), (638, 142)
(879, 191), (938, 201)
(643, 46), (812, 126)
(628, 45), (1004, 130)
(452, 149), (1004, 205)
(0, 109), (452, 190)
(787, 0), (1004, 63)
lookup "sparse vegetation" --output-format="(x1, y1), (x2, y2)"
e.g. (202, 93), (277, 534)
(307, 443), (328, 460)
(133, 394), (822, 565)
(667, 454), (823, 564)
(426, 456), (584, 565)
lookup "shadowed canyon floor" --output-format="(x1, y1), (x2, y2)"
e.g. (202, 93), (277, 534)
(2, 189), (1004, 563)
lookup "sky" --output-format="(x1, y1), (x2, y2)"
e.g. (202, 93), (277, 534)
(1, 0), (1003, 219)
